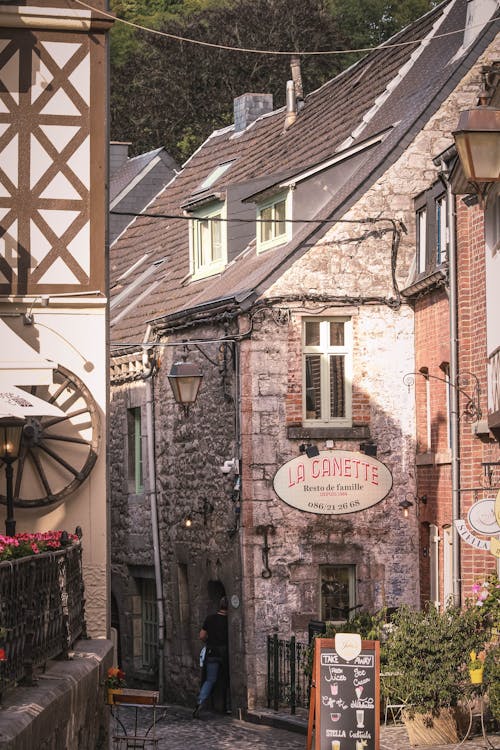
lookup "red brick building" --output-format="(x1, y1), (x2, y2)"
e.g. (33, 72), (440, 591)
(405, 63), (500, 609)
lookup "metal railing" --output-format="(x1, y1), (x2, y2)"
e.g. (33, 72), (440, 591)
(0, 543), (87, 699)
(267, 634), (310, 713)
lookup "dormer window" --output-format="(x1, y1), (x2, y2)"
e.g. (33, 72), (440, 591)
(257, 191), (292, 253)
(189, 201), (227, 279)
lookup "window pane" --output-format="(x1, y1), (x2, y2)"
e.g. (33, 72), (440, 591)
(199, 219), (210, 266)
(417, 208), (427, 272)
(329, 321), (344, 346)
(275, 199), (286, 237)
(321, 566), (354, 621)
(305, 355), (322, 419)
(127, 407), (143, 493)
(305, 321), (320, 346)
(330, 355), (345, 418)
(141, 579), (158, 669)
(436, 196), (447, 264)
(260, 206), (273, 243)
(211, 215), (222, 260)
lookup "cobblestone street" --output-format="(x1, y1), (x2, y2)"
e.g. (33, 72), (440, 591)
(109, 703), (500, 750)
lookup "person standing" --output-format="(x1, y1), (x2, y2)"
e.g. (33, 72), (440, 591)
(193, 596), (229, 717)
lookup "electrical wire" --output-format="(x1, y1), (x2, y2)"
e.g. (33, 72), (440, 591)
(110, 209), (399, 226)
(75, 0), (499, 58)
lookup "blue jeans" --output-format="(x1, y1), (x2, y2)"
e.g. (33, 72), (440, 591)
(197, 657), (220, 705)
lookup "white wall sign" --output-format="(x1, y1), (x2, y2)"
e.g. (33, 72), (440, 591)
(273, 450), (393, 514)
(454, 519), (491, 550)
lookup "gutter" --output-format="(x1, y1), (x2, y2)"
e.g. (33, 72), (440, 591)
(439, 159), (461, 607)
(141, 327), (166, 700)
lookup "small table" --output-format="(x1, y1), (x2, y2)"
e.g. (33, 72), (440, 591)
(110, 688), (160, 749)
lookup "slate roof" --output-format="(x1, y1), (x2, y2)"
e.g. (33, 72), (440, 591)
(110, 0), (499, 348)
(110, 147), (165, 203)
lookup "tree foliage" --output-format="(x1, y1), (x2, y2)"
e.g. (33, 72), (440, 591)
(110, 0), (439, 162)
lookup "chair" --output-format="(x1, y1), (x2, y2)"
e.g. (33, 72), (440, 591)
(380, 672), (407, 725)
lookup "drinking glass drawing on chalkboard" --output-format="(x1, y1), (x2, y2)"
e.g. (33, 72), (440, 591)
(307, 638), (380, 750)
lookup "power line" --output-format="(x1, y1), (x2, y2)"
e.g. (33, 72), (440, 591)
(75, 0), (498, 58)
(110, 209), (400, 227)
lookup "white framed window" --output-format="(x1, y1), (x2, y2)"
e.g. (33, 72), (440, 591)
(415, 183), (449, 274)
(417, 206), (427, 273)
(303, 317), (352, 426)
(436, 194), (448, 265)
(485, 189), (500, 256)
(429, 523), (440, 609)
(257, 190), (292, 253)
(320, 565), (357, 622)
(190, 201), (227, 279)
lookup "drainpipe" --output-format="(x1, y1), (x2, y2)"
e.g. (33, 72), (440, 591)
(440, 161), (461, 607)
(142, 334), (165, 700)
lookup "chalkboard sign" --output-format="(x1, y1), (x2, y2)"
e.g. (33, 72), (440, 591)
(307, 637), (380, 750)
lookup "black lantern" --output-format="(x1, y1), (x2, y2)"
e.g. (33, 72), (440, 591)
(0, 417), (25, 536)
(167, 357), (203, 414)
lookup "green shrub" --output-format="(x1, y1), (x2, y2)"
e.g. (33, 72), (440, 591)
(484, 644), (500, 721)
(383, 604), (484, 716)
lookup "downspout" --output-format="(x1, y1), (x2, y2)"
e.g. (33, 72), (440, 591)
(142, 331), (165, 700)
(440, 160), (461, 607)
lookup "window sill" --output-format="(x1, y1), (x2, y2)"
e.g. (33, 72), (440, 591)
(190, 263), (225, 282)
(415, 450), (451, 466)
(257, 237), (287, 254)
(287, 424), (370, 440)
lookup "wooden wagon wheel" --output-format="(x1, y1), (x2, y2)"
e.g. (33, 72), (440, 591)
(0, 366), (100, 508)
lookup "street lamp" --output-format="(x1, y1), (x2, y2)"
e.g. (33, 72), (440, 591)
(167, 355), (203, 415)
(0, 417), (25, 537)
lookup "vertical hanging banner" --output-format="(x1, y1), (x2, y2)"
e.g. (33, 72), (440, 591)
(307, 637), (380, 750)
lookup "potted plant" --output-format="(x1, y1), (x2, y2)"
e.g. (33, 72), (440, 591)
(468, 650), (485, 684)
(383, 603), (484, 747)
(106, 666), (126, 704)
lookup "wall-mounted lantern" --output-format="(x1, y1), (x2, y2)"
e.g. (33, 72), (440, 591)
(167, 354), (203, 415)
(0, 417), (25, 536)
(453, 106), (500, 185)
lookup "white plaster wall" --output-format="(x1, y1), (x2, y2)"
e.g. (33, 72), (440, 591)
(1, 301), (108, 637)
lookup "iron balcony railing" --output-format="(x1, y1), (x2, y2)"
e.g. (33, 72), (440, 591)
(267, 634), (310, 713)
(0, 542), (87, 700)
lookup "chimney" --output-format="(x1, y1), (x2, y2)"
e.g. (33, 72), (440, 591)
(284, 80), (297, 131)
(233, 93), (273, 132)
(110, 141), (131, 176)
(290, 55), (304, 103)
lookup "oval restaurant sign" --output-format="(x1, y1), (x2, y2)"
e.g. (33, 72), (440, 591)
(273, 450), (393, 514)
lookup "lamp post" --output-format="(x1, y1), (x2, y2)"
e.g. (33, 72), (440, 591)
(0, 417), (25, 537)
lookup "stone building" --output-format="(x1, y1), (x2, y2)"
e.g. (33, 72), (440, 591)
(109, 1), (500, 710)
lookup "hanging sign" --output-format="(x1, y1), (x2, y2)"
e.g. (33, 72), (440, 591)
(306, 637), (380, 750)
(467, 498), (500, 535)
(456, 496), (500, 557)
(273, 451), (392, 514)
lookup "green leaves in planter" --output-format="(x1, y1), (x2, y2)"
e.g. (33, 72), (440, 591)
(383, 604), (484, 716)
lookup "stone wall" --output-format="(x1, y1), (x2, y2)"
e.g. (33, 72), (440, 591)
(0, 639), (113, 750)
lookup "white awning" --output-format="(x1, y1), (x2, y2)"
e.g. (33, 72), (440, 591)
(0, 319), (56, 386)
(0, 385), (64, 418)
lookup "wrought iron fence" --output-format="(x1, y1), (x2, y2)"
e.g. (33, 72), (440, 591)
(0, 543), (87, 699)
(267, 634), (310, 713)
